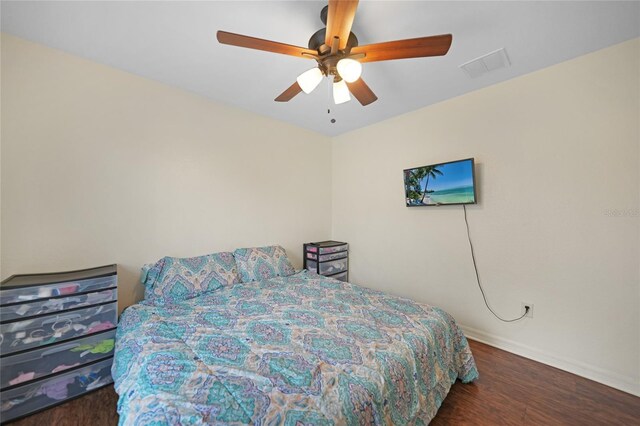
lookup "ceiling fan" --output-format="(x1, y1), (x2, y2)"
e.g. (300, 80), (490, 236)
(217, 0), (452, 106)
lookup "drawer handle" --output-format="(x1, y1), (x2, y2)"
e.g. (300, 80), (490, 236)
(41, 342), (80, 356)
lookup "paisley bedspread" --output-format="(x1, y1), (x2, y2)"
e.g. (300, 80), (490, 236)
(113, 271), (478, 425)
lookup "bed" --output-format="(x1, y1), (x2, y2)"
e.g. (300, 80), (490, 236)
(112, 249), (478, 425)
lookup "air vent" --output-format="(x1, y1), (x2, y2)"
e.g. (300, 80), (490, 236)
(460, 48), (511, 78)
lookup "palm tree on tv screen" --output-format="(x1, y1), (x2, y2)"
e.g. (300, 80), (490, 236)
(419, 166), (443, 203)
(405, 170), (423, 203)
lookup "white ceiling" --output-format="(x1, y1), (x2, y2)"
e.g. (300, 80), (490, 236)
(2, 1), (639, 136)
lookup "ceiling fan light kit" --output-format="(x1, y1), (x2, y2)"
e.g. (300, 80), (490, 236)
(333, 79), (351, 104)
(217, 0), (453, 107)
(336, 58), (362, 83)
(297, 67), (324, 94)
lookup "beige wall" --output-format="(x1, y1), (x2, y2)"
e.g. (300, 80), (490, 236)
(0, 34), (332, 310)
(332, 38), (639, 395)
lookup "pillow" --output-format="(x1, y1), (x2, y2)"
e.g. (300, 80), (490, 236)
(233, 245), (295, 283)
(140, 263), (160, 300)
(143, 252), (240, 302)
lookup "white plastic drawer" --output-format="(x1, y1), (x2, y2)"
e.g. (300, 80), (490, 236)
(0, 358), (114, 423)
(319, 258), (348, 275)
(307, 258), (348, 275)
(331, 272), (348, 282)
(1, 329), (116, 389)
(306, 252), (348, 262)
(0, 275), (116, 306)
(306, 260), (318, 273)
(0, 302), (117, 355)
(318, 244), (348, 254)
(1, 289), (117, 323)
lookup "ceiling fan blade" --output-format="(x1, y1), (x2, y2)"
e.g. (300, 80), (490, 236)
(325, 0), (359, 50)
(351, 34), (452, 63)
(347, 78), (377, 106)
(275, 82), (303, 102)
(217, 31), (317, 58)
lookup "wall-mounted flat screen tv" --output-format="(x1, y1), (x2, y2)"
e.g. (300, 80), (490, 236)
(404, 158), (476, 206)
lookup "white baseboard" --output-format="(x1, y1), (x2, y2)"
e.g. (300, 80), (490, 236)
(460, 324), (640, 397)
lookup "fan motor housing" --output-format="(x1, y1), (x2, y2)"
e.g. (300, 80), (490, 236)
(307, 4), (360, 78)
(308, 28), (358, 52)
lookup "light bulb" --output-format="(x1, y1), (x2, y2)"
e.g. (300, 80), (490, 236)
(336, 58), (362, 83)
(333, 79), (351, 104)
(296, 68), (323, 94)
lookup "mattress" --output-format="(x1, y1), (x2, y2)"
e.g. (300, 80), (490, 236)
(112, 271), (478, 425)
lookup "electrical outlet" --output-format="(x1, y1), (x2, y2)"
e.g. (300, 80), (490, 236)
(521, 302), (534, 318)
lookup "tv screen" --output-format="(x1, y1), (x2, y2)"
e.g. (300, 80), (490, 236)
(404, 158), (476, 206)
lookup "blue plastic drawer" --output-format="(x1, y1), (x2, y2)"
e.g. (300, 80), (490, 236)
(0, 289), (117, 323)
(0, 302), (117, 355)
(0, 358), (113, 423)
(0, 329), (116, 389)
(0, 275), (116, 306)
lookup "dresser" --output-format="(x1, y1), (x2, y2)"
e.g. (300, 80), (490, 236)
(0, 265), (118, 423)
(303, 241), (349, 281)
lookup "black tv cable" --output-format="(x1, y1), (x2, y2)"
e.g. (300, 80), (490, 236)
(463, 204), (529, 322)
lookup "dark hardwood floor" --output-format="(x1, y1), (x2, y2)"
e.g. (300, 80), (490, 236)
(432, 340), (640, 425)
(9, 339), (639, 425)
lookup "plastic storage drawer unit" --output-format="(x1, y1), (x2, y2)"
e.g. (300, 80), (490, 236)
(304, 241), (349, 281)
(0, 264), (117, 423)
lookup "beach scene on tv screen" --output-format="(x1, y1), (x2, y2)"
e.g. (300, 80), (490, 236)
(405, 159), (475, 206)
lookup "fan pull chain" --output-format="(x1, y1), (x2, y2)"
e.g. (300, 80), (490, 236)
(327, 77), (336, 123)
